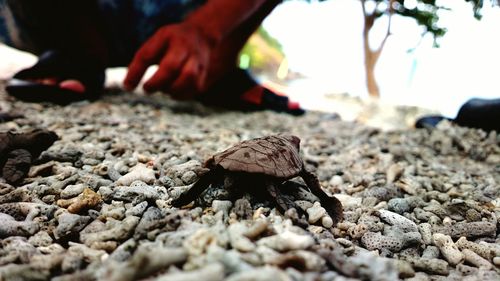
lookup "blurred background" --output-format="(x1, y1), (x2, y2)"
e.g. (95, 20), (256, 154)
(248, 0), (500, 119)
(1, 0), (499, 129)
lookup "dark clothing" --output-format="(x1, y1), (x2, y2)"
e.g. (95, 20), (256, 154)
(0, 0), (204, 65)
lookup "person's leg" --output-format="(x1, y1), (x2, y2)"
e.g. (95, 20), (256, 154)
(415, 98), (500, 132)
(2, 0), (108, 62)
(0, 1), (35, 52)
(454, 98), (500, 132)
(4, 0), (108, 103)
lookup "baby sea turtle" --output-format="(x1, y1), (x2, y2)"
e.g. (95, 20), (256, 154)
(172, 135), (343, 225)
(0, 129), (58, 184)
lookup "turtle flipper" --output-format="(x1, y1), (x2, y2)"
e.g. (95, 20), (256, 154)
(265, 182), (308, 228)
(3, 149), (33, 184)
(300, 169), (343, 225)
(171, 169), (217, 207)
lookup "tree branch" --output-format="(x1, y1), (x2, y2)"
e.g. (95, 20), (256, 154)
(361, 0), (376, 37)
(374, 0), (394, 59)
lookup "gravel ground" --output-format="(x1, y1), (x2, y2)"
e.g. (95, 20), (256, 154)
(0, 84), (499, 281)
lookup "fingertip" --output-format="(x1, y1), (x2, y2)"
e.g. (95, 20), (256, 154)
(142, 80), (156, 93)
(124, 71), (140, 91)
(125, 56), (152, 91)
(122, 80), (135, 91)
(142, 67), (173, 93)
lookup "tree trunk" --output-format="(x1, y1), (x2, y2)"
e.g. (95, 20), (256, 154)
(363, 39), (380, 98)
(360, 0), (394, 99)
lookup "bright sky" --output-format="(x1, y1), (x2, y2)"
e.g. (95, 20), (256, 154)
(263, 0), (500, 117)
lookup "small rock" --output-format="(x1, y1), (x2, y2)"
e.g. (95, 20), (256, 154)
(307, 202), (326, 224)
(421, 246), (440, 259)
(181, 171), (198, 185)
(0, 213), (39, 238)
(105, 245), (188, 281)
(348, 224), (368, 240)
(243, 219), (268, 239)
(233, 198), (253, 220)
(462, 248), (493, 269)
(456, 237), (494, 260)
(228, 222), (255, 252)
(61, 253), (84, 273)
(60, 184), (86, 199)
(80, 216), (140, 246)
(57, 187), (102, 214)
(395, 260), (415, 279)
(329, 175), (343, 186)
(321, 216), (334, 228)
(361, 231), (420, 252)
(257, 230), (315, 252)
(0, 264), (50, 281)
(432, 233), (463, 265)
(406, 257), (449, 275)
(226, 265), (288, 281)
(113, 181), (162, 204)
(434, 221), (496, 239)
(212, 200), (233, 218)
(335, 194), (362, 209)
(134, 207), (166, 239)
(125, 201), (148, 217)
(28, 231), (53, 247)
(156, 263), (224, 281)
(99, 201), (126, 220)
(418, 223), (433, 245)
(386, 163), (404, 183)
(465, 209), (482, 222)
(387, 197), (424, 214)
(67, 242), (108, 263)
(273, 250), (326, 271)
(378, 210), (418, 232)
(115, 164), (155, 186)
(54, 212), (91, 240)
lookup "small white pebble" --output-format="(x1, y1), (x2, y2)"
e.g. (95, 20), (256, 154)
(321, 216), (333, 228)
(115, 164), (155, 185)
(442, 217), (452, 226)
(329, 175), (343, 186)
(307, 202), (326, 224)
(493, 257), (500, 266)
(212, 200), (232, 217)
(433, 233), (463, 266)
(386, 163), (403, 183)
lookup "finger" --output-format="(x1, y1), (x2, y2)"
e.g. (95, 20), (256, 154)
(124, 30), (169, 90)
(143, 48), (188, 93)
(169, 58), (201, 100)
(196, 62), (208, 92)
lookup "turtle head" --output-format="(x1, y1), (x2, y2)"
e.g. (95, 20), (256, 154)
(282, 135), (301, 151)
(31, 129), (59, 149)
(204, 156), (217, 169)
(25, 129), (59, 156)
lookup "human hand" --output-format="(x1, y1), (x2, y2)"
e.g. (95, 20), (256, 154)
(123, 22), (213, 99)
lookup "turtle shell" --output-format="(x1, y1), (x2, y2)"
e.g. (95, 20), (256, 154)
(207, 135), (303, 179)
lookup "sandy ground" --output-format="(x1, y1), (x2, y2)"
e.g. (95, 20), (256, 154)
(0, 74), (498, 280)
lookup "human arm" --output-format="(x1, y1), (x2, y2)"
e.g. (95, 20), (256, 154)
(123, 0), (279, 98)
